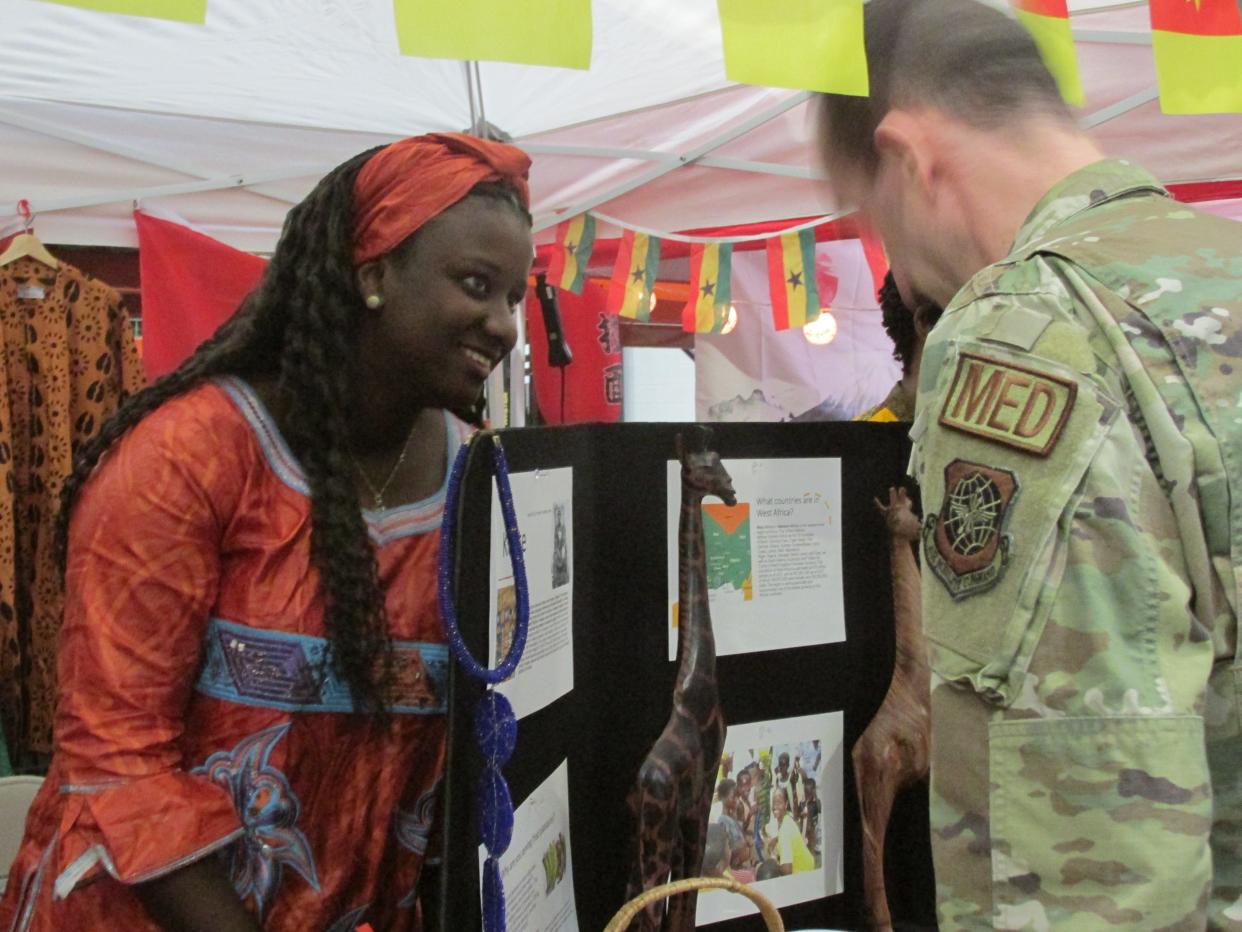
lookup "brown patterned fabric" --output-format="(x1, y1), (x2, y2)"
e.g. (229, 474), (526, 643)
(0, 256), (143, 757)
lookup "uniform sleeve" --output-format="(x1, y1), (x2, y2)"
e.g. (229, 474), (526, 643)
(911, 293), (1122, 702)
(915, 284), (1217, 927)
(52, 402), (243, 894)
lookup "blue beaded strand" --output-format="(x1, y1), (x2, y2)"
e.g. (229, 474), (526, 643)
(438, 433), (531, 932)
(438, 436), (530, 683)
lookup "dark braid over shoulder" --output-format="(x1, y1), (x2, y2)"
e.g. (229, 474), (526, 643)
(57, 144), (511, 717)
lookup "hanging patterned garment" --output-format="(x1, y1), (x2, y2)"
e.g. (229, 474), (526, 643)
(0, 256), (144, 758)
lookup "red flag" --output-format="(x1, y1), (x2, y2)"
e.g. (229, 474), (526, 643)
(526, 280), (622, 424)
(135, 211), (266, 379)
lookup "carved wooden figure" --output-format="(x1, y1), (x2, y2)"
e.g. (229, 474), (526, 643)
(625, 426), (734, 932)
(854, 487), (931, 932)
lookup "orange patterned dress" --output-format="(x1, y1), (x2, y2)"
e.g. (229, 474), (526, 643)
(0, 378), (466, 932)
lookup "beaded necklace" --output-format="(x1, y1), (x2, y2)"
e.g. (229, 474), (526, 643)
(438, 433), (530, 931)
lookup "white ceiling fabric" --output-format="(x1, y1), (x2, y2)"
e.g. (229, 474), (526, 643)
(0, 0), (1238, 251)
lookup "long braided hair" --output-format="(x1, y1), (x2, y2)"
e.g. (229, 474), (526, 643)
(57, 148), (528, 715)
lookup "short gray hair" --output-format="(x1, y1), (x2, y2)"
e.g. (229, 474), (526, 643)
(818, 0), (1074, 178)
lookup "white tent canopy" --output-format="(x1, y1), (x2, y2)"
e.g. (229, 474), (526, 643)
(2, 0), (1241, 251)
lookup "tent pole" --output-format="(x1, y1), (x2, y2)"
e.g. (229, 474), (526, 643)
(27, 167), (335, 214)
(520, 144), (682, 163)
(459, 60), (522, 429)
(1081, 86), (1159, 129)
(696, 156), (823, 181)
(509, 301), (527, 428)
(487, 366), (506, 427)
(473, 62), (488, 136)
(464, 61), (480, 134)
(519, 144), (826, 181)
(0, 105), (302, 207)
(1071, 28), (1152, 46)
(531, 91), (813, 232)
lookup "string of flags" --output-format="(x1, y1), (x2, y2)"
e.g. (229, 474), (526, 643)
(546, 211), (880, 336)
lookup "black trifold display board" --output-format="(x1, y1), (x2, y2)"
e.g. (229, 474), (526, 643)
(434, 422), (935, 932)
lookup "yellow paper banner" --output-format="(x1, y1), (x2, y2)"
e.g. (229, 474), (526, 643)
(717, 0), (868, 96)
(36, 0), (205, 22)
(1152, 31), (1242, 114)
(394, 0), (592, 69)
(1014, 9), (1085, 107)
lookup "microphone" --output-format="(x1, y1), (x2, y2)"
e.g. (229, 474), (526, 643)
(534, 273), (573, 369)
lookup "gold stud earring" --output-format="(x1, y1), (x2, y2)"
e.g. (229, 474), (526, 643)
(365, 294), (383, 310)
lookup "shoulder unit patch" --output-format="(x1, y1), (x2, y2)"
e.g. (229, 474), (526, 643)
(923, 460), (1019, 600)
(939, 352), (1076, 456)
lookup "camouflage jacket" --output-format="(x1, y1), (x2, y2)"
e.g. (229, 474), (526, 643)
(910, 159), (1242, 930)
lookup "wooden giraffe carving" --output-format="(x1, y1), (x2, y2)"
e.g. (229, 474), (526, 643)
(625, 425), (734, 932)
(854, 487), (931, 932)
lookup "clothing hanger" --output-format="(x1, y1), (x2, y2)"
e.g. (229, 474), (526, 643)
(0, 200), (59, 269)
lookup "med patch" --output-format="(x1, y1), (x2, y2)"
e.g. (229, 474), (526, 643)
(939, 352), (1076, 456)
(923, 460), (1018, 600)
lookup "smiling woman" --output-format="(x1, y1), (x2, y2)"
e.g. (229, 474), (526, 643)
(0, 134), (533, 932)
(356, 189), (532, 425)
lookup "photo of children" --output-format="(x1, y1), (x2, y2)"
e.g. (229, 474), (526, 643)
(698, 713), (843, 924)
(708, 746), (821, 881)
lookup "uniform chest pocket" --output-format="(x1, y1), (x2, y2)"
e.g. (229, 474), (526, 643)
(914, 341), (1119, 704)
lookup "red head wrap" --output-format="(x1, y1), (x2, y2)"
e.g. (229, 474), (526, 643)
(351, 132), (532, 266)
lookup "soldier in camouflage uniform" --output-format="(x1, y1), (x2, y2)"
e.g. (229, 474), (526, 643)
(817, 0), (1242, 927)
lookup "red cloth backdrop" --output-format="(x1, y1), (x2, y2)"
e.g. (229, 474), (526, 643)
(526, 280), (622, 424)
(135, 211), (266, 379)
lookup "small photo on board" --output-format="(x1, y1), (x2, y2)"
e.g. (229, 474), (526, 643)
(551, 501), (570, 589)
(698, 711), (844, 925)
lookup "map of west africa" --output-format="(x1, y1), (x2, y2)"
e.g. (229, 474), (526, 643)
(702, 502), (753, 601)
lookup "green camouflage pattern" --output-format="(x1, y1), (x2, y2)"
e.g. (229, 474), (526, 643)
(910, 159), (1242, 930)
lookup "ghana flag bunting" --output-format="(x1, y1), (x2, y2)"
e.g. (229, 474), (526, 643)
(1011, 0), (1084, 106)
(608, 230), (661, 321)
(682, 243), (733, 333)
(766, 230), (820, 331)
(1150, 0), (1242, 114)
(546, 213), (596, 294)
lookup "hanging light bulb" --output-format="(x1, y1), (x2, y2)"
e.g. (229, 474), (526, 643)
(719, 304), (739, 335)
(649, 290), (659, 313)
(803, 309), (838, 345)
